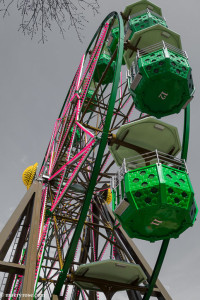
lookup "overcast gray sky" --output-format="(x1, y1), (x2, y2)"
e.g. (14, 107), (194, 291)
(0, 0), (200, 299)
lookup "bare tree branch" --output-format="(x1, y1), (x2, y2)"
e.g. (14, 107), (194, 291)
(0, 0), (100, 42)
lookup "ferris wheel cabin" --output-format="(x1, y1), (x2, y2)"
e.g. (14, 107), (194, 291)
(110, 118), (197, 242)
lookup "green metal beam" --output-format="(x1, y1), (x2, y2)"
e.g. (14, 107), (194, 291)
(143, 239), (170, 300)
(53, 11), (124, 296)
(181, 104), (190, 161)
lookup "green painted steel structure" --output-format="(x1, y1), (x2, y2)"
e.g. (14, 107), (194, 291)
(143, 239), (170, 300)
(0, 1), (196, 300)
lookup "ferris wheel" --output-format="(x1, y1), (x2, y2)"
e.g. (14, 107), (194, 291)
(0, 1), (197, 299)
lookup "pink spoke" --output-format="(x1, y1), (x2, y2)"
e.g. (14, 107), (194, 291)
(34, 218), (50, 291)
(50, 140), (95, 212)
(61, 56), (85, 118)
(76, 23), (109, 120)
(51, 109), (77, 173)
(49, 140), (95, 181)
(49, 119), (61, 175)
(76, 121), (94, 138)
(37, 186), (48, 244)
(44, 120), (58, 165)
(99, 240), (109, 261)
(75, 55), (85, 91)
(120, 95), (132, 109)
(120, 71), (122, 100)
(128, 104), (135, 123)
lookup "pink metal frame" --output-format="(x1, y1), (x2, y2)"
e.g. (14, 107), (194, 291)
(32, 23), (110, 295)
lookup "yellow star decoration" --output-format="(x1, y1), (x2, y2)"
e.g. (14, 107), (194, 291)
(22, 162), (38, 190)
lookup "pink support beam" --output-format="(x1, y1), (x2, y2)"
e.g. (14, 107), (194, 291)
(34, 218), (50, 286)
(44, 120), (58, 165)
(75, 55), (85, 91)
(128, 104), (135, 123)
(61, 56), (85, 118)
(121, 95), (132, 109)
(50, 140), (95, 212)
(77, 23), (109, 120)
(51, 109), (77, 172)
(49, 140), (95, 181)
(76, 121), (94, 138)
(37, 186), (48, 245)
